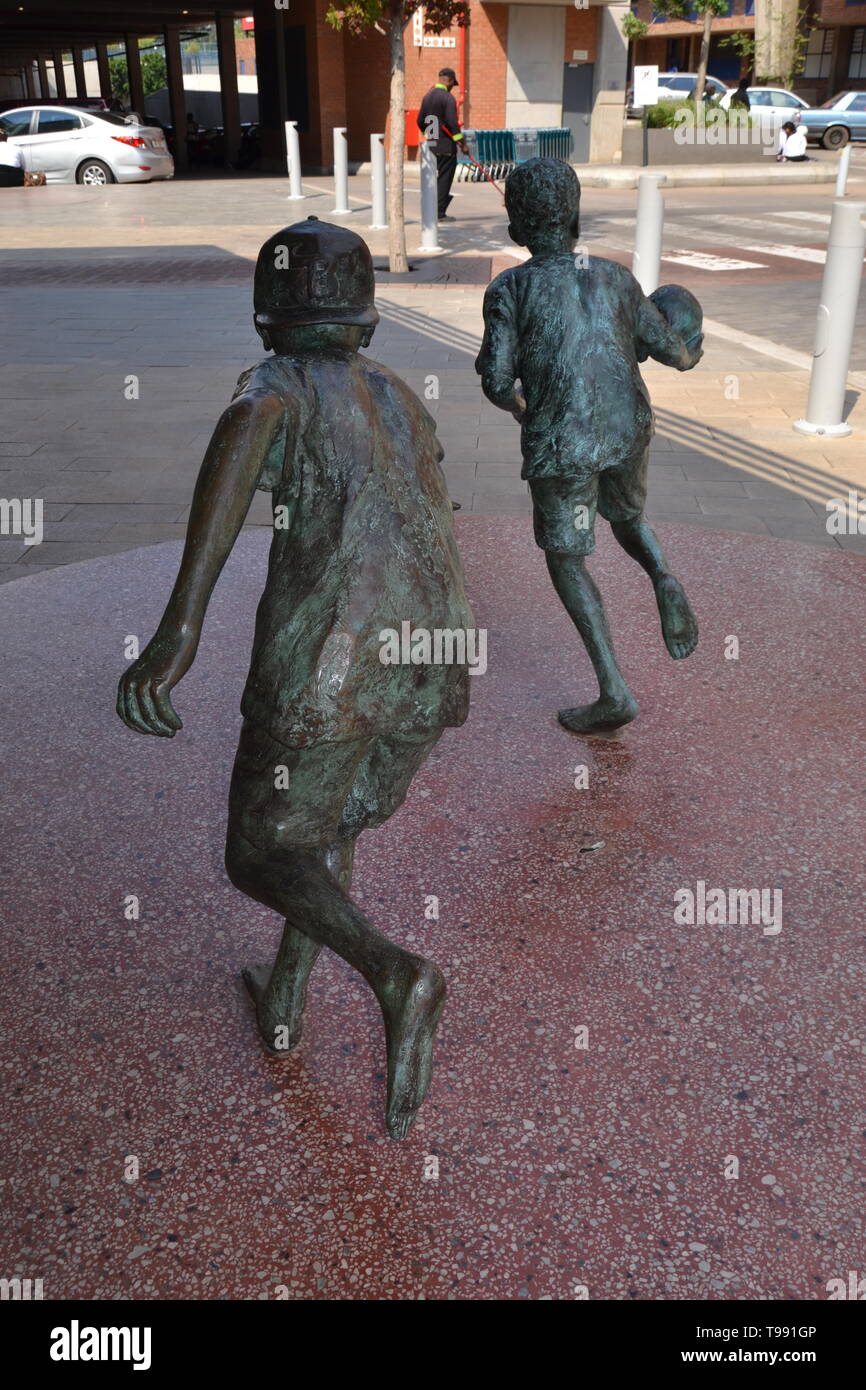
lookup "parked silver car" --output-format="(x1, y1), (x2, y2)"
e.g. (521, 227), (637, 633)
(0, 104), (174, 184)
(718, 86), (809, 126)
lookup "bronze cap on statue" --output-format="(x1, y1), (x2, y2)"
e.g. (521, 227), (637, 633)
(254, 216), (380, 329)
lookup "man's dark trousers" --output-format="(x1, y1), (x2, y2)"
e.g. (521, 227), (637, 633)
(436, 146), (457, 219)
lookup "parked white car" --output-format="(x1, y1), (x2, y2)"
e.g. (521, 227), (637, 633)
(627, 72), (728, 115)
(0, 104), (174, 185)
(719, 86), (809, 126)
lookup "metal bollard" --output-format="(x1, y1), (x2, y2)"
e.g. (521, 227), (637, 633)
(835, 143), (852, 199)
(284, 120), (303, 201)
(794, 200), (866, 438)
(332, 127), (350, 215)
(632, 172), (665, 295)
(418, 141), (441, 252)
(370, 133), (387, 230)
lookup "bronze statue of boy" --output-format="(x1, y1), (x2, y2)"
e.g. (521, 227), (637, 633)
(476, 158), (703, 733)
(117, 218), (473, 1139)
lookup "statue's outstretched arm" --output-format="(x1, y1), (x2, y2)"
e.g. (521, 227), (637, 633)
(116, 391), (285, 738)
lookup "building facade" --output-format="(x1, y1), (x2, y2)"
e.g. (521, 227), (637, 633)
(0, 0), (632, 168)
(627, 0), (866, 103)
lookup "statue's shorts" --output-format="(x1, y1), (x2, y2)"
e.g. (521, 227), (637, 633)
(528, 448), (648, 556)
(227, 720), (442, 851)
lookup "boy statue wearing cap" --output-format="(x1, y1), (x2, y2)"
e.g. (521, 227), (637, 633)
(476, 158), (703, 734)
(117, 217), (473, 1139)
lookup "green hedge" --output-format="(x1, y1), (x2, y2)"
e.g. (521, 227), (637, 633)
(645, 99), (756, 129)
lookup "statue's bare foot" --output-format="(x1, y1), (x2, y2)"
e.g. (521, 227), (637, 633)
(656, 574), (698, 660)
(379, 957), (446, 1140)
(558, 693), (638, 734)
(242, 964), (303, 1056)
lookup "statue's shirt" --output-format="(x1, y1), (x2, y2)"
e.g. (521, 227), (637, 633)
(475, 253), (690, 480)
(235, 353), (472, 747)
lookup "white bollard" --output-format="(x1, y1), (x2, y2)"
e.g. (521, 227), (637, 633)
(794, 200), (866, 438)
(370, 133), (387, 230)
(332, 126), (350, 215)
(284, 120), (303, 201)
(418, 140), (441, 252)
(835, 143), (852, 199)
(632, 172), (665, 295)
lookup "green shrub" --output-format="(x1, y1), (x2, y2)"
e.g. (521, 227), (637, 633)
(644, 98), (756, 130)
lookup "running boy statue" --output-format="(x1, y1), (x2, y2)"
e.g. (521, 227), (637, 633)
(117, 218), (473, 1139)
(476, 158), (702, 734)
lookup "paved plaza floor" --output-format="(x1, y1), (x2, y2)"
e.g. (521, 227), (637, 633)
(1, 172), (866, 581)
(1, 171), (864, 1305)
(2, 520), (863, 1300)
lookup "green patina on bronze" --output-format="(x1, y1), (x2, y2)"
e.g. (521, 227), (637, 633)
(476, 158), (703, 734)
(117, 217), (473, 1139)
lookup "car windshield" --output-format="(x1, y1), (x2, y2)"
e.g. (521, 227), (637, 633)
(820, 93), (847, 109)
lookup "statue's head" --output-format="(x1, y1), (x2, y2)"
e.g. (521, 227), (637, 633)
(649, 284), (703, 348)
(253, 216), (379, 353)
(505, 158), (580, 254)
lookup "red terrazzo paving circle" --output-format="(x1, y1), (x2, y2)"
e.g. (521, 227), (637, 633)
(0, 518), (863, 1301)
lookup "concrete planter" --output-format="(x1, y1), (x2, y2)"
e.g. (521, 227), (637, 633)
(622, 123), (779, 167)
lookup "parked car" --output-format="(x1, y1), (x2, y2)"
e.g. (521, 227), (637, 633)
(0, 104), (174, 184)
(0, 95), (110, 114)
(627, 72), (728, 115)
(718, 86), (809, 126)
(796, 91), (866, 148)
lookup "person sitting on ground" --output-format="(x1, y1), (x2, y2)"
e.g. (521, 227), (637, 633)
(777, 121), (808, 162)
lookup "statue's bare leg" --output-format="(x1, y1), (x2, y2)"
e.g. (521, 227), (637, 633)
(230, 838), (445, 1139)
(545, 551), (639, 733)
(609, 517), (698, 660)
(242, 841), (354, 1054)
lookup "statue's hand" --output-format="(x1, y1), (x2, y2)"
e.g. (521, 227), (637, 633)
(511, 389), (527, 423)
(116, 625), (198, 738)
(683, 333), (704, 370)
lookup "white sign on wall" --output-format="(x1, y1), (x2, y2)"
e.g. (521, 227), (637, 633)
(412, 8), (457, 47)
(632, 64), (659, 107)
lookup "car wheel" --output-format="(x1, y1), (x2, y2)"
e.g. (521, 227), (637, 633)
(76, 159), (114, 186)
(822, 126), (849, 150)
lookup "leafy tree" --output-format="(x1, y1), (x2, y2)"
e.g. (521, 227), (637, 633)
(141, 51), (168, 97)
(623, 1), (730, 102)
(326, 2), (470, 273)
(108, 48), (168, 108)
(109, 55), (130, 105)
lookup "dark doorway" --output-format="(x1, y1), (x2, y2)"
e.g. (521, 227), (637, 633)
(562, 62), (594, 165)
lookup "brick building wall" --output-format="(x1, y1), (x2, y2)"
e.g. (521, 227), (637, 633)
(255, 0), (612, 169)
(806, 1), (866, 99)
(564, 5), (597, 62)
(235, 35), (256, 74)
(454, 2), (509, 128)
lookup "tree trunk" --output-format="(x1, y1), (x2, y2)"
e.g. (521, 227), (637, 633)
(693, 8), (713, 104)
(388, 3), (408, 274)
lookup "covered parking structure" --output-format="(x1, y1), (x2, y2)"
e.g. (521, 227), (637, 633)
(0, 0), (377, 174)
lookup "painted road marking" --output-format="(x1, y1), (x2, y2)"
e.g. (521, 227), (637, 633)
(768, 210), (832, 224)
(735, 241), (827, 263)
(663, 250), (766, 270)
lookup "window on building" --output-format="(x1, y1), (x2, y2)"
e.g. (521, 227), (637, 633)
(744, 0), (755, 13)
(803, 29), (834, 79)
(850, 28), (866, 80)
